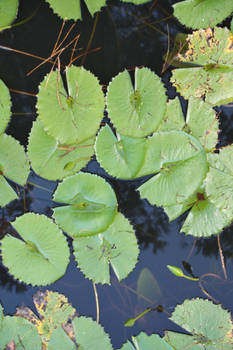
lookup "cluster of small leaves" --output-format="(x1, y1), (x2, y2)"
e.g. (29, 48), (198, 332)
(1, 292), (232, 350)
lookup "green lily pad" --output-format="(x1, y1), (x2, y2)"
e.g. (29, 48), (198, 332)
(158, 97), (185, 132)
(165, 298), (233, 349)
(205, 146), (233, 219)
(118, 332), (173, 350)
(0, 316), (42, 350)
(95, 124), (147, 179)
(1, 213), (70, 286)
(53, 172), (118, 237)
(27, 120), (94, 180)
(0, 79), (11, 133)
(0, 134), (30, 207)
(48, 326), (76, 350)
(173, 0), (233, 29)
(138, 131), (207, 206)
(121, 0), (151, 3)
(0, 0), (18, 31)
(73, 316), (113, 350)
(37, 65), (104, 145)
(106, 67), (166, 138)
(73, 212), (139, 284)
(45, 0), (106, 20)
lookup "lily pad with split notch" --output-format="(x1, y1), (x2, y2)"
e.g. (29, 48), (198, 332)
(1, 213), (70, 286)
(27, 120), (94, 181)
(73, 212), (139, 284)
(95, 124), (147, 179)
(106, 67), (166, 138)
(37, 65), (104, 145)
(53, 172), (118, 237)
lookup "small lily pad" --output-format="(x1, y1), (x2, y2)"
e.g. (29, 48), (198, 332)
(0, 79), (11, 133)
(53, 172), (118, 237)
(73, 212), (139, 284)
(1, 213), (70, 286)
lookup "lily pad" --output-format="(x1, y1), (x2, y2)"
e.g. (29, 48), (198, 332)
(205, 146), (233, 219)
(73, 212), (139, 284)
(27, 120), (94, 180)
(165, 298), (233, 349)
(37, 65), (104, 145)
(106, 67), (166, 138)
(73, 316), (113, 350)
(0, 0), (18, 31)
(0, 316), (42, 350)
(95, 124), (147, 179)
(171, 28), (233, 106)
(0, 79), (11, 133)
(138, 131), (207, 206)
(158, 97), (185, 132)
(53, 172), (118, 237)
(48, 326), (76, 350)
(45, 0), (106, 20)
(1, 213), (70, 286)
(173, 0), (233, 29)
(118, 332), (173, 350)
(0, 134), (30, 207)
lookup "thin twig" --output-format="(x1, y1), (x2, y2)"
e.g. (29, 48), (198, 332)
(81, 12), (99, 65)
(92, 281), (99, 323)
(217, 234), (227, 280)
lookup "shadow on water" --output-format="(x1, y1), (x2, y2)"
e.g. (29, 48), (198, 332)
(0, 0), (233, 347)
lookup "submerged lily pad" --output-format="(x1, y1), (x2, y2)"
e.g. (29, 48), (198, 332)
(206, 146), (233, 219)
(106, 67), (166, 138)
(37, 65), (104, 145)
(45, 0), (106, 20)
(165, 298), (233, 349)
(73, 213), (139, 284)
(95, 124), (147, 179)
(0, 134), (30, 207)
(0, 79), (11, 134)
(53, 172), (118, 237)
(138, 131), (207, 206)
(28, 120), (94, 180)
(173, 0), (233, 29)
(1, 213), (69, 286)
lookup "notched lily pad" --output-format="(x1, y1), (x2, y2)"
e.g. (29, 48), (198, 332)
(106, 67), (166, 138)
(1, 213), (70, 286)
(37, 65), (104, 145)
(95, 124), (147, 179)
(53, 172), (118, 237)
(173, 0), (233, 29)
(73, 213), (139, 284)
(28, 120), (94, 180)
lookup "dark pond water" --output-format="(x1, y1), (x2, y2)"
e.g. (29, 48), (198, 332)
(0, 0), (233, 348)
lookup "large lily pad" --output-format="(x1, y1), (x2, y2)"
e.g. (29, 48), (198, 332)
(173, 0), (233, 29)
(0, 133), (30, 207)
(106, 67), (166, 138)
(165, 298), (233, 349)
(1, 213), (70, 285)
(171, 27), (233, 106)
(0, 79), (11, 133)
(138, 131), (207, 206)
(27, 120), (94, 180)
(53, 172), (118, 237)
(37, 65), (104, 145)
(205, 146), (233, 220)
(45, 0), (106, 20)
(73, 212), (139, 284)
(95, 124), (147, 179)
